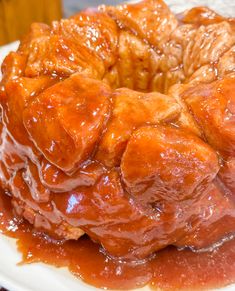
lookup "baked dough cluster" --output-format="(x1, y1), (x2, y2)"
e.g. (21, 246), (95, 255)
(0, 0), (234, 259)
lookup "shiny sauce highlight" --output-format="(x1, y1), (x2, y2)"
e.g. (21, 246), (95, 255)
(0, 189), (235, 291)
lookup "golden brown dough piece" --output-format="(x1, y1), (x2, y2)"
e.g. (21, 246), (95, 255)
(0, 0), (234, 260)
(121, 126), (219, 206)
(96, 88), (181, 167)
(23, 74), (111, 173)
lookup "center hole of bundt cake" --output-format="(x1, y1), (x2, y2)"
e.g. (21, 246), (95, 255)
(102, 27), (185, 95)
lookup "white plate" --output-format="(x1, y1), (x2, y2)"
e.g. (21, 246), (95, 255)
(0, 1), (235, 290)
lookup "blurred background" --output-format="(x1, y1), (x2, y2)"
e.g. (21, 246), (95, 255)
(63, 0), (124, 17)
(0, 0), (123, 45)
(0, 0), (234, 46)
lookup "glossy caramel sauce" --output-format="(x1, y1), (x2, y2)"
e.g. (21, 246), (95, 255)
(1, 189), (235, 290)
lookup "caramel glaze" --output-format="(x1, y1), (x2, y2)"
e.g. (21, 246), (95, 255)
(179, 6), (235, 29)
(0, 190), (235, 290)
(0, 0), (235, 290)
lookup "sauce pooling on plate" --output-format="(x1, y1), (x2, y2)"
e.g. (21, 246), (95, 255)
(0, 189), (235, 290)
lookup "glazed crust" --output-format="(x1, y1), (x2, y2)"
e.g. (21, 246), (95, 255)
(0, 0), (234, 260)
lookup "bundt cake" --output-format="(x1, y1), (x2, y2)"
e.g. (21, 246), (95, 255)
(0, 0), (234, 260)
